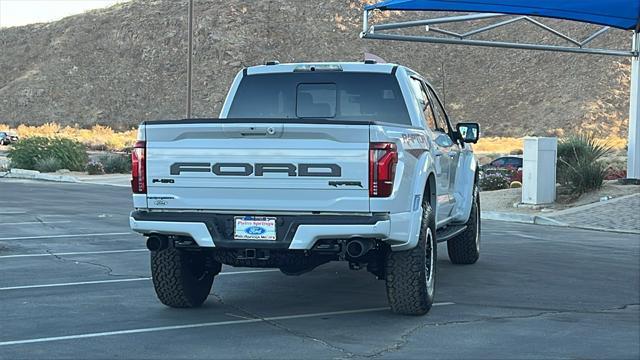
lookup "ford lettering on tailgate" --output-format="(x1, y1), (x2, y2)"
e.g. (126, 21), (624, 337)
(170, 162), (341, 177)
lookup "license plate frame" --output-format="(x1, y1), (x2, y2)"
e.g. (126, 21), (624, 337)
(234, 216), (277, 241)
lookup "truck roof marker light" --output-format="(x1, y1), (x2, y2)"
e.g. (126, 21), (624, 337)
(293, 64), (343, 72)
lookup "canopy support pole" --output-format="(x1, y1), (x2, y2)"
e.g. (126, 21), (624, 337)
(627, 31), (640, 179)
(186, 0), (194, 118)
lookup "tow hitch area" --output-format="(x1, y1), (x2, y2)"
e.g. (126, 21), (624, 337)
(237, 248), (270, 260)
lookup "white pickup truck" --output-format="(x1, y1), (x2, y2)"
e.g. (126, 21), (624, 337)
(129, 61), (481, 315)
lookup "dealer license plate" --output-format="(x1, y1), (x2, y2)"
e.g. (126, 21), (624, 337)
(234, 216), (276, 240)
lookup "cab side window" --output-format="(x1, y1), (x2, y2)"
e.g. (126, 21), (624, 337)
(423, 85), (448, 133)
(409, 78), (437, 130)
(506, 157), (523, 168)
(491, 158), (506, 167)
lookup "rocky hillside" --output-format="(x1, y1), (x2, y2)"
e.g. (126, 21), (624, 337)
(0, 0), (634, 137)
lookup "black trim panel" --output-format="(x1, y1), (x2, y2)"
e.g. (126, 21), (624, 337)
(132, 211), (389, 250)
(141, 118), (418, 129)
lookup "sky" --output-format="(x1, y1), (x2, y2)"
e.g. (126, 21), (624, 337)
(0, 0), (130, 28)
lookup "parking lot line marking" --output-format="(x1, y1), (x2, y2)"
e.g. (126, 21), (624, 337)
(0, 269), (279, 291)
(0, 249), (147, 259)
(0, 305), (404, 346)
(0, 303), (454, 346)
(434, 302), (455, 306)
(0, 232), (134, 241)
(0, 220), (72, 226)
(0, 278), (150, 290)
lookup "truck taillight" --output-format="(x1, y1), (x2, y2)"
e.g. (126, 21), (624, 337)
(369, 142), (397, 198)
(131, 140), (146, 194)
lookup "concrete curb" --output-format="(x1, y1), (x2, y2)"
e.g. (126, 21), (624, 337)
(77, 182), (130, 188)
(3, 169), (132, 187)
(6, 169), (79, 183)
(532, 216), (568, 226)
(557, 224), (640, 235)
(481, 211), (535, 224)
(481, 211), (568, 226)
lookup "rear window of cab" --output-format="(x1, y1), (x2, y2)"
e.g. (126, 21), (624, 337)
(228, 72), (411, 125)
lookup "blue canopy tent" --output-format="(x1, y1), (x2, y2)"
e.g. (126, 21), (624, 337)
(361, 0), (640, 179)
(366, 1), (639, 30)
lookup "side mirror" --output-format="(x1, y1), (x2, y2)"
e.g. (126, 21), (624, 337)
(456, 122), (480, 144)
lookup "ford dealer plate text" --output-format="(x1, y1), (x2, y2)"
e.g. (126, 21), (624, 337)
(234, 217), (276, 241)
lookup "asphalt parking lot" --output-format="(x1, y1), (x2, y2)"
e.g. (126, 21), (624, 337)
(0, 179), (638, 359)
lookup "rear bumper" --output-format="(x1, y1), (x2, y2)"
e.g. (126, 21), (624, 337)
(129, 211), (390, 250)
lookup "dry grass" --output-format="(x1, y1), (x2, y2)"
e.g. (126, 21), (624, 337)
(475, 136), (627, 154)
(475, 137), (524, 154)
(0, 123), (137, 151)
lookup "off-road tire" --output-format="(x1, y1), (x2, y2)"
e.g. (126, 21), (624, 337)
(150, 247), (219, 308)
(447, 184), (481, 264)
(385, 200), (436, 315)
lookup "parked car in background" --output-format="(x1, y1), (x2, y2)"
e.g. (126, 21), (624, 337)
(0, 131), (19, 145)
(480, 155), (523, 182)
(485, 156), (523, 169)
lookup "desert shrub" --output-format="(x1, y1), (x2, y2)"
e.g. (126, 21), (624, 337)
(99, 153), (131, 174)
(8, 137), (87, 171)
(510, 181), (522, 188)
(509, 148), (523, 155)
(562, 159), (607, 194)
(557, 133), (611, 195)
(479, 172), (511, 191)
(34, 156), (64, 173)
(86, 161), (105, 175)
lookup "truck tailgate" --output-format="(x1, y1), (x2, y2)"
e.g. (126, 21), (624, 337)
(144, 121), (370, 212)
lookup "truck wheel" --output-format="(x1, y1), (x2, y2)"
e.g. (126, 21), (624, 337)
(385, 200), (436, 315)
(150, 247), (219, 308)
(447, 184), (481, 264)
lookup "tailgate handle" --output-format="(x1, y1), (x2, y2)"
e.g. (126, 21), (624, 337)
(241, 128), (269, 136)
(222, 124), (283, 137)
